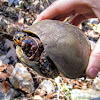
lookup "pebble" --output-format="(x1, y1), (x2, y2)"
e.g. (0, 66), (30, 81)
(9, 63), (35, 94)
(93, 77), (100, 91)
(71, 89), (100, 99)
(0, 55), (10, 64)
(38, 80), (57, 94)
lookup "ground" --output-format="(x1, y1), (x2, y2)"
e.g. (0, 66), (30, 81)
(0, 0), (100, 100)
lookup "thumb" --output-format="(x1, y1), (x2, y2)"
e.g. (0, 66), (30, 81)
(86, 38), (100, 79)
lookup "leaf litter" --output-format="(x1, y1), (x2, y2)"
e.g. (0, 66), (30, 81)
(0, 0), (100, 100)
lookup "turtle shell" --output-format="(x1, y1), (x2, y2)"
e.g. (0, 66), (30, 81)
(22, 20), (91, 79)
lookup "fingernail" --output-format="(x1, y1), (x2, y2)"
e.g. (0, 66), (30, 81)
(88, 67), (100, 79)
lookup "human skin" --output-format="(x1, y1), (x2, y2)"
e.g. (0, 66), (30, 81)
(34, 0), (100, 79)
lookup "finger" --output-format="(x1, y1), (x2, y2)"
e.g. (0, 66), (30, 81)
(89, 0), (100, 21)
(70, 13), (96, 26)
(86, 38), (100, 79)
(34, 0), (82, 23)
(92, 8), (100, 21)
(70, 14), (88, 26)
(52, 11), (75, 20)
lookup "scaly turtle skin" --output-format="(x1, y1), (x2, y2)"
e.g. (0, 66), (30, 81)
(13, 32), (27, 46)
(14, 20), (91, 79)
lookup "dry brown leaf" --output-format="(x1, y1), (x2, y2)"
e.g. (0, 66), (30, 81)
(46, 92), (57, 99)
(0, 64), (9, 72)
(1, 80), (11, 94)
(6, 64), (14, 75)
(0, 72), (9, 80)
(34, 89), (46, 96)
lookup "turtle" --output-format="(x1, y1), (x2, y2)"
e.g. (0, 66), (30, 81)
(13, 20), (91, 79)
(13, 32), (59, 78)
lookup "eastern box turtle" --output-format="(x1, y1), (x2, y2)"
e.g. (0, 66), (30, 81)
(13, 20), (91, 79)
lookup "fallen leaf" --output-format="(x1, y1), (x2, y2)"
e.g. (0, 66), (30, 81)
(46, 92), (57, 99)
(6, 64), (14, 75)
(34, 89), (46, 96)
(0, 72), (9, 80)
(1, 80), (11, 94)
(0, 64), (8, 72)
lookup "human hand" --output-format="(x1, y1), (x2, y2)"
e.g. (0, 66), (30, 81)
(34, 0), (100, 25)
(34, 0), (100, 79)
